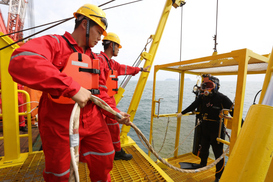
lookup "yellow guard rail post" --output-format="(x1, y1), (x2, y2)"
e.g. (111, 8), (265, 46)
(221, 48), (273, 182)
(120, 0), (185, 144)
(264, 51), (273, 182)
(0, 32), (29, 167)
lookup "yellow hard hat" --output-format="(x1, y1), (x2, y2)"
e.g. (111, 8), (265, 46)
(74, 4), (108, 36)
(103, 32), (122, 48)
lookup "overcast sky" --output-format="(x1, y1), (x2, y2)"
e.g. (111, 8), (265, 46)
(1, 0), (273, 81)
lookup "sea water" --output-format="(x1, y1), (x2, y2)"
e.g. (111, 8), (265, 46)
(117, 79), (264, 160)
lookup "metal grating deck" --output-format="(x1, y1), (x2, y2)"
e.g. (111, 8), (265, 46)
(0, 151), (45, 182)
(162, 153), (216, 182)
(110, 145), (167, 181)
(0, 146), (217, 181)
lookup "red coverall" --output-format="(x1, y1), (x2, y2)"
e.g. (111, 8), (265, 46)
(97, 51), (140, 152)
(9, 32), (114, 182)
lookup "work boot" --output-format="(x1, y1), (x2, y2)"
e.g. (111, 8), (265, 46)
(19, 126), (28, 132)
(114, 148), (133, 161)
(214, 178), (220, 182)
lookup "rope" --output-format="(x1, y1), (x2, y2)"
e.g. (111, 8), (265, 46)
(18, 101), (39, 114)
(166, 118), (201, 158)
(69, 103), (81, 182)
(69, 95), (230, 174)
(131, 121), (229, 173)
(157, 117), (170, 153)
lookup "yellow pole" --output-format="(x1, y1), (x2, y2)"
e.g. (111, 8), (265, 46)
(221, 104), (273, 182)
(265, 160), (273, 182)
(0, 33), (28, 168)
(259, 49), (273, 104)
(263, 49), (273, 182)
(174, 72), (184, 157)
(114, 87), (125, 105)
(148, 66), (158, 157)
(0, 33), (21, 161)
(229, 49), (249, 153)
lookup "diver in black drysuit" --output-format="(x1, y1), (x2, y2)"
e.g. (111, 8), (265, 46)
(179, 75), (233, 181)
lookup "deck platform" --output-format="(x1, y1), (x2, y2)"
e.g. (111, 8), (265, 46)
(0, 141), (217, 181)
(0, 126), (41, 156)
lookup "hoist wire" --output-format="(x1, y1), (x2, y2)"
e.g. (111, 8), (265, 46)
(0, 17), (74, 51)
(120, 36), (152, 88)
(102, 0), (143, 11)
(213, 0), (219, 52)
(179, 6), (184, 61)
(1, 0), (144, 51)
(27, 0), (35, 36)
(99, 0), (116, 7)
(178, 5), (184, 113)
(1, 0), (142, 39)
(0, 17), (74, 38)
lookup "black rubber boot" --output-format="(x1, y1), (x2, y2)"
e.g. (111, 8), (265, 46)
(20, 126), (28, 132)
(114, 148), (133, 161)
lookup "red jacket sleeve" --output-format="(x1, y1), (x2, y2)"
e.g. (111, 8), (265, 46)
(8, 35), (80, 98)
(110, 59), (141, 76)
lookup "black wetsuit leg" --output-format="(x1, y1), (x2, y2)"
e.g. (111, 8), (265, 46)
(211, 122), (225, 179)
(199, 121), (211, 166)
(199, 121), (225, 179)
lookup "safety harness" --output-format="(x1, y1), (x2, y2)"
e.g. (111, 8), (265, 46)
(49, 36), (100, 104)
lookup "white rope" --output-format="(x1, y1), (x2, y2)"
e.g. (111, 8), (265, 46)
(68, 103), (80, 182)
(68, 95), (229, 180)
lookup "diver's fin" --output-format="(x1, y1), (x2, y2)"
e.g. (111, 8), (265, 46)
(179, 162), (203, 169)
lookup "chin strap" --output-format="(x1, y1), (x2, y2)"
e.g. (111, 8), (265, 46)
(86, 20), (90, 49)
(112, 42), (116, 55)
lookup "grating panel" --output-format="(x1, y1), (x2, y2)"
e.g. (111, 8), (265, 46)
(0, 152), (45, 182)
(110, 145), (167, 182)
(0, 147), (218, 181)
(162, 153), (216, 182)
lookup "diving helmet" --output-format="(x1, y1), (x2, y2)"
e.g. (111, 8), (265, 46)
(200, 74), (220, 96)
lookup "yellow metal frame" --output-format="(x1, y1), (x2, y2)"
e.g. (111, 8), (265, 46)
(119, 0), (185, 144)
(0, 32), (33, 168)
(221, 48), (272, 182)
(149, 48), (269, 159)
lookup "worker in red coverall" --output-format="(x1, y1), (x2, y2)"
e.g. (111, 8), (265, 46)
(8, 4), (130, 182)
(97, 32), (150, 160)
